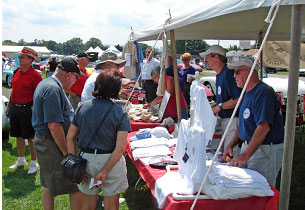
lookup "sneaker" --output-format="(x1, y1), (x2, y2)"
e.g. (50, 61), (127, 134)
(27, 162), (39, 174)
(9, 159), (28, 169)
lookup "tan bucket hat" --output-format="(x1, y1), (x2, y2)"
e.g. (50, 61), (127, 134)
(19, 47), (38, 62)
(97, 52), (126, 68)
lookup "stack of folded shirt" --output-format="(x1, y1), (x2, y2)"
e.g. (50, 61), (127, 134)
(130, 127), (171, 141)
(130, 127), (174, 160)
(130, 137), (177, 150)
(208, 164), (271, 190)
(132, 146), (171, 160)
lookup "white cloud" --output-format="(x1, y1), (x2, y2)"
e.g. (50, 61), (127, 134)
(2, 0), (242, 48)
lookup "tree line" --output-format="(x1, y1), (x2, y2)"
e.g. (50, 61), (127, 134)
(2, 37), (123, 55)
(2, 37), (240, 57)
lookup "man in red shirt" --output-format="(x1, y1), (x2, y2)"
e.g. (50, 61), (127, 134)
(6, 47), (42, 174)
(65, 52), (91, 109)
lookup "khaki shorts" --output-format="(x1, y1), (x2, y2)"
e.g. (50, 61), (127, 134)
(78, 153), (128, 196)
(34, 133), (79, 196)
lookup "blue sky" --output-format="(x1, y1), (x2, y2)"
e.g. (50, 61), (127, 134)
(2, 0), (240, 48)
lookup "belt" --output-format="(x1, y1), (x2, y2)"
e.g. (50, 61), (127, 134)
(12, 102), (33, 107)
(81, 148), (113, 154)
(243, 140), (282, 145)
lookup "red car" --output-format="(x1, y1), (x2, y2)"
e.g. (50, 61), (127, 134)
(39, 60), (48, 71)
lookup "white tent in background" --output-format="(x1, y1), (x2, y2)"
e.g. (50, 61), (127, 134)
(86, 46), (104, 57)
(104, 45), (121, 55)
(86, 46), (94, 52)
(93, 46), (104, 57)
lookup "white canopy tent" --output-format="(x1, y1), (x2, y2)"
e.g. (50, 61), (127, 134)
(132, 0), (305, 42)
(104, 45), (121, 56)
(86, 46), (104, 58)
(130, 1), (305, 210)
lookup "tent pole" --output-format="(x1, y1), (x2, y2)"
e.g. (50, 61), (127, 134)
(279, 5), (303, 210)
(258, 31), (263, 80)
(170, 29), (182, 122)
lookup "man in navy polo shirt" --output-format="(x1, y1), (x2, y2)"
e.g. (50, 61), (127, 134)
(223, 56), (284, 186)
(200, 45), (241, 156)
(32, 57), (85, 209)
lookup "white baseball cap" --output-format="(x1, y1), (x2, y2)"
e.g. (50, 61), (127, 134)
(228, 56), (258, 70)
(199, 45), (226, 58)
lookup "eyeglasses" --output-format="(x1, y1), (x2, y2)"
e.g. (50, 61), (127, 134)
(146, 51), (152, 53)
(71, 73), (79, 80)
(234, 68), (249, 75)
(182, 59), (189, 62)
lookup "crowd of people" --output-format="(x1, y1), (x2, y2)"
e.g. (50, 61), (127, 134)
(5, 45), (284, 209)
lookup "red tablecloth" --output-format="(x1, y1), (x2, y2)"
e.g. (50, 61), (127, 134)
(130, 121), (161, 132)
(126, 132), (279, 210)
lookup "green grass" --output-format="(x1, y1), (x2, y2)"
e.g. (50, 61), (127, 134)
(2, 131), (305, 209)
(2, 137), (157, 210)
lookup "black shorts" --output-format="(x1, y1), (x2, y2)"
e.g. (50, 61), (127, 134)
(9, 103), (35, 139)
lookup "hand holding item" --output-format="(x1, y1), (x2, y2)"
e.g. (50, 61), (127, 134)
(229, 154), (247, 167)
(223, 145), (233, 162)
(89, 177), (102, 189)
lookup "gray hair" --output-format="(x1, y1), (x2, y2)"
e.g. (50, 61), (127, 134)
(151, 66), (161, 77)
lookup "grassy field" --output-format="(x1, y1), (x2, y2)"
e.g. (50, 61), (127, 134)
(2, 131), (305, 210)
(2, 136), (157, 210)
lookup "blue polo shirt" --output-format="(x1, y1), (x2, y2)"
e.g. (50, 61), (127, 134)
(32, 77), (74, 136)
(239, 82), (284, 144)
(216, 65), (241, 118)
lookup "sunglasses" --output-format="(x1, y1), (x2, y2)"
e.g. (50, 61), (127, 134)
(146, 51), (152, 53)
(71, 73), (79, 80)
(18, 55), (30, 59)
(234, 68), (249, 75)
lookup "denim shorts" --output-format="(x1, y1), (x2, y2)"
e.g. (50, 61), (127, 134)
(78, 153), (128, 196)
(34, 133), (79, 196)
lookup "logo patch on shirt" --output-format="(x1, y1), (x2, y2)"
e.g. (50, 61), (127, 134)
(217, 86), (221, 95)
(243, 108), (250, 119)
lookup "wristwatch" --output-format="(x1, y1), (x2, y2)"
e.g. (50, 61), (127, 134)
(218, 103), (223, 110)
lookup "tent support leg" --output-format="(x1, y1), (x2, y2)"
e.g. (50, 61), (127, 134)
(279, 5), (303, 210)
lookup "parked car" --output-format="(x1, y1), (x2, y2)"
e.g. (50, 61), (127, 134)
(177, 59), (203, 72)
(39, 60), (48, 71)
(263, 67), (278, 73)
(263, 67), (287, 74)
(2, 95), (10, 140)
(299, 68), (305, 76)
(2, 64), (43, 88)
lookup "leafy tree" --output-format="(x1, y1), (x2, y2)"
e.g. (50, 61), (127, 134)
(62, 37), (83, 55)
(175, 40), (209, 57)
(114, 44), (123, 52)
(44, 40), (57, 52)
(227, 45), (240, 51)
(2, 40), (16, 45)
(17, 39), (27, 46)
(84, 37), (103, 51)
